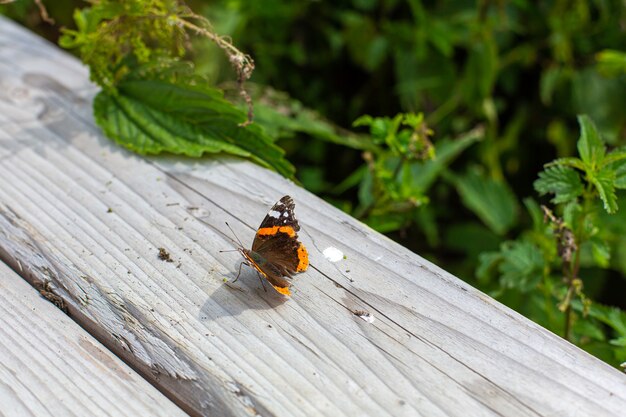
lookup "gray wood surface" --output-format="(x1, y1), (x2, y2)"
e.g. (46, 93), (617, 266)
(0, 261), (187, 417)
(1, 16), (625, 417)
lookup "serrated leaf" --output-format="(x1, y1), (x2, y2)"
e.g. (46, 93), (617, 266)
(601, 147), (626, 166)
(548, 157), (586, 171)
(577, 115), (605, 170)
(586, 303), (626, 336)
(589, 168), (618, 213)
(498, 241), (545, 292)
(611, 159), (626, 189)
(534, 166), (584, 204)
(94, 79), (294, 178)
(453, 170), (519, 235)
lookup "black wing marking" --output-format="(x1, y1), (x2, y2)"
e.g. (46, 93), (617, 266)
(257, 195), (300, 231)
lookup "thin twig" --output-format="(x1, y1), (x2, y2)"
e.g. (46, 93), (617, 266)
(175, 16), (255, 125)
(35, 0), (55, 24)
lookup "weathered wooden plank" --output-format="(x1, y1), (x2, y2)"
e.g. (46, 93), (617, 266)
(0, 261), (187, 417)
(0, 16), (625, 417)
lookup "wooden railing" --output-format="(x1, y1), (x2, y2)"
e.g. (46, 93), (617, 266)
(1, 17), (625, 417)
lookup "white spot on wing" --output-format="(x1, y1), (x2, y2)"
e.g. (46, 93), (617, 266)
(323, 247), (344, 262)
(282, 211), (289, 217)
(268, 210), (281, 218)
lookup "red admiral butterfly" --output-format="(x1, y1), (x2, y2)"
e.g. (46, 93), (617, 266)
(230, 195), (308, 296)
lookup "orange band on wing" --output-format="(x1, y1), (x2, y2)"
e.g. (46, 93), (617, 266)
(257, 226), (296, 237)
(272, 285), (291, 296)
(297, 243), (309, 272)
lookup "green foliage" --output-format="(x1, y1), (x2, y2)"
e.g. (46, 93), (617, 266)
(497, 241), (545, 293)
(539, 116), (626, 214)
(349, 114), (481, 232)
(94, 77), (294, 177)
(59, 0), (188, 91)
(480, 116), (626, 364)
(55, 0), (297, 177)
(535, 166), (584, 204)
(452, 169), (518, 235)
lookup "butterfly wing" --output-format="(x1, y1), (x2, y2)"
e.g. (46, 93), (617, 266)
(251, 196), (309, 294)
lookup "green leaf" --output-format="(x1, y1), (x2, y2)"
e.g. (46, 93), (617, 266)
(94, 78), (295, 178)
(523, 198), (544, 231)
(601, 147), (626, 166)
(540, 66), (562, 105)
(610, 158), (626, 189)
(573, 319), (606, 342)
(548, 157), (586, 171)
(247, 87), (376, 151)
(589, 168), (618, 213)
(590, 238), (611, 268)
(357, 169), (375, 208)
(586, 303), (626, 336)
(498, 241), (545, 292)
(577, 115), (605, 170)
(414, 205), (439, 247)
(476, 251), (502, 284)
(407, 128), (483, 194)
(453, 170), (519, 235)
(610, 336), (626, 347)
(534, 166), (584, 204)
(596, 49), (626, 77)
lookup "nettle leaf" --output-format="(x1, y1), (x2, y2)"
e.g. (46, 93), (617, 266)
(453, 170), (519, 235)
(498, 241), (545, 292)
(534, 166), (584, 204)
(577, 115), (606, 170)
(94, 79), (295, 178)
(589, 168), (618, 213)
(587, 303), (626, 338)
(610, 158), (626, 189)
(549, 157), (586, 171)
(601, 147), (626, 166)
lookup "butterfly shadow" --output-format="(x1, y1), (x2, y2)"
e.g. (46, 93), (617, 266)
(199, 260), (289, 321)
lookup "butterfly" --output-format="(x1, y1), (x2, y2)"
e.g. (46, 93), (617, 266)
(229, 195), (308, 296)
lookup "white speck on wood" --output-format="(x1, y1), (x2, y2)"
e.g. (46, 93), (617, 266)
(323, 247), (344, 262)
(355, 311), (375, 323)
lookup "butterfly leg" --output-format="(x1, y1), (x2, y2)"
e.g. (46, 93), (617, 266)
(256, 272), (268, 292)
(233, 262), (246, 283)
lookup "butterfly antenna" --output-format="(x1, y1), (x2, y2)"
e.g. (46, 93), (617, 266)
(225, 221), (244, 248)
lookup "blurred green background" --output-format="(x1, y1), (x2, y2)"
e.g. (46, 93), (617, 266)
(3, 0), (626, 366)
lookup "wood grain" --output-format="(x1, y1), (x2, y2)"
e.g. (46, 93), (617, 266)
(0, 16), (625, 417)
(0, 261), (187, 417)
